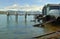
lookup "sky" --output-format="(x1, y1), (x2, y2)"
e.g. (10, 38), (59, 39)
(0, 0), (60, 11)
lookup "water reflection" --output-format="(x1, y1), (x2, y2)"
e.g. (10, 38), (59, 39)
(7, 16), (18, 39)
(0, 15), (46, 39)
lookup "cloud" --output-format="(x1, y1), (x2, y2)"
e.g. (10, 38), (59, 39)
(36, 0), (47, 2)
(37, 0), (60, 5)
(3, 4), (43, 11)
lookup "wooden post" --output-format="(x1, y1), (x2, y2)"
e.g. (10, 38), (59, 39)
(7, 12), (9, 16)
(16, 14), (18, 22)
(34, 14), (37, 22)
(7, 12), (10, 23)
(7, 12), (9, 20)
(25, 12), (27, 22)
(15, 11), (18, 22)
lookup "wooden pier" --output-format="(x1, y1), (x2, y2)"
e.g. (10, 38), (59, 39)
(0, 11), (41, 22)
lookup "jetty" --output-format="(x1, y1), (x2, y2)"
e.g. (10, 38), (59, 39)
(0, 11), (41, 21)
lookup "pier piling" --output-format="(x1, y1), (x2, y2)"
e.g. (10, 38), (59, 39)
(25, 12), (27, 21)
(7, 12), (10, 21)
(15, 11), (18, 22)
(15, 14), (18, 22)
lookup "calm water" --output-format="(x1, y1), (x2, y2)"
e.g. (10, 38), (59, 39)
(0, 14), (45, 39)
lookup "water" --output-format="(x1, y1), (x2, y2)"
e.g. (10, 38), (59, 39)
(0, 14), (45, 39)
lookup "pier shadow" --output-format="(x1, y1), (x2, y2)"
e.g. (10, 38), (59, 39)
(6, 16), (10, 24)
(15, 18), (18, 24)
